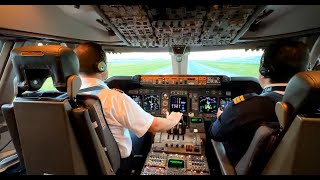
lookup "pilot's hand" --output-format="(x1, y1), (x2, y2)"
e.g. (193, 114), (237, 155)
(166, 111), (183, 125)
(217, 107), (223, 118)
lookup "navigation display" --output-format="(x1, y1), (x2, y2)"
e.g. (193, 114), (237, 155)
(143, 95), (160, 111)
(170, 96), (187, 113)
(199, 96), (217, 113)
(219, 97), (232, 110)
(129, 95), (142, 106)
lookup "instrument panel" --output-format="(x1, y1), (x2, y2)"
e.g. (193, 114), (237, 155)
(126, 75), (233, 133)
(106, 75), (262, 175)
(110, 75), (262, 175)
(128, 90), (233, 113)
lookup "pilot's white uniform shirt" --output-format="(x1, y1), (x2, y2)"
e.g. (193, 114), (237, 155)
(80, 77), (154, 158)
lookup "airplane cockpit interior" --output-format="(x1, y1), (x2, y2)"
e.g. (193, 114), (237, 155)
(0, 4), (320, 175)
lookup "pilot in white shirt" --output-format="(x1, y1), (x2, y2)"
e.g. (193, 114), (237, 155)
(80, 77), (154, 158)
(74, 42), (182, 174)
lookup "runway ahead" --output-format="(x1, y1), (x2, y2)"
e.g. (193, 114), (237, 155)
(145, 61), (239, 76)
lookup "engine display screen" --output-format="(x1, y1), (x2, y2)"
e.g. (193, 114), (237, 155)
(199, 96), (217, 113)
(219, 97), (232, 110)
(168, 159), (184, 169)
(129, 95), (142, 106)
(143, 95), (160, 111)
(191, 117), (203, 123)
(170, 96), (187, 113)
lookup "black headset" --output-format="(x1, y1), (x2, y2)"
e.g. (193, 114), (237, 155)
(96, 50), (107, 72)
(259, 55), (275, 78)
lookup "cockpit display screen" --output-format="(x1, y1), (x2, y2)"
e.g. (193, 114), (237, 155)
(129, 95), (142, 106)
(143, 95), (160, 111)
(199, 96), (217, 113)
(170, 96), (187, 113)
(168, 159), (184, 169)
(191, 117), (203, 123)
(219, 97), (232, 110)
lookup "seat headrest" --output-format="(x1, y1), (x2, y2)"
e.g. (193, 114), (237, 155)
(283, 71), (320, 116)
(12, 45), (79, 93)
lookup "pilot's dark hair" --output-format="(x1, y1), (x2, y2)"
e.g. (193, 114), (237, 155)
(260, 40), (310, 83)
(74, 42), (107, 74)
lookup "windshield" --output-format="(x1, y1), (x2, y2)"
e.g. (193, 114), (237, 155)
(107, 49), (264, 78)
(40, 49), (263, 91)
(107, 52), (172, 77)
(188, 49), (264, 77)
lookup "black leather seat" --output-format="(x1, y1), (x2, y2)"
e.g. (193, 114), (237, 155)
(211, 122), (280, 175)
(263, 71), (320, 174)
(212, 71), (320, 175)
(1, 45), (121, 175)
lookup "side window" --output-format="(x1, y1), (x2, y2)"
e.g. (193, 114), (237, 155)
(38, 41), (77, 91)
(0, 40), (3, 52)
(0, 40), (13, 81)
(40, 77), (55, 91)
(37, 41), (60, 91)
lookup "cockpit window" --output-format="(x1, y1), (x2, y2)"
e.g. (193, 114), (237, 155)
(107, 49), (263, 78)
(107, 52), (172, 78)
(188, 49), (264, 77)
(38, 41), (68, 91)
(0, 40), (3, 53)
(39, 49), (264, 91)
(40, 77), (55, 91)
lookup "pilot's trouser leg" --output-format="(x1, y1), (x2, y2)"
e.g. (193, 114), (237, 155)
(116, 152), (133, 175)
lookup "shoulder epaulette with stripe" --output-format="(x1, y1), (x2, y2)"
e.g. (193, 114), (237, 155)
(232, 93), (256, 105)
(233, 95), (245, 105)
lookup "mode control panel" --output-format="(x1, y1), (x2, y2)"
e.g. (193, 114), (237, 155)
(140, 75), (229, 86)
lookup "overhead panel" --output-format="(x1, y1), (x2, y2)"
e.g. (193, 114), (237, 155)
(99, 5), (257, 47)
(100, 5), (154, 47)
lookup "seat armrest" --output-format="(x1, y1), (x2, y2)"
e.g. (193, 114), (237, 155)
(0, 150), (19, 173)
(211, 139), (236, 175)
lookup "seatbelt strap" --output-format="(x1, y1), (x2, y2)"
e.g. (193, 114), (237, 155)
(78, 86), (105, 93)
(69, 85), (116, 175)
(56, 86), (104, 100)
(260, 91), (284, 103)
(70, 108), (115, 175)
(261, 86), (286, 94)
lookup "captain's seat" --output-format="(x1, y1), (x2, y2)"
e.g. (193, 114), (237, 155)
(1, 45), (120, 175)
